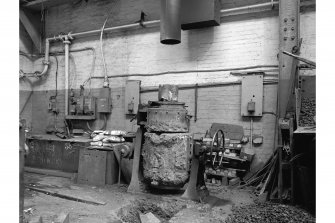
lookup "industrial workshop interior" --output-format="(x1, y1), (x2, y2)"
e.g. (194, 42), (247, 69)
(18, 0), (317, 222)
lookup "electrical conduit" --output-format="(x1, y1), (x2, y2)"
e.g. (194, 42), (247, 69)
(63, 36), (72, 116)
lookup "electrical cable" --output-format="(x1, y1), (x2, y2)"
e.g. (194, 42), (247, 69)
(100, 17), (109, 87)
(86, 114), (107, 131)
(69, 54), (77, 90)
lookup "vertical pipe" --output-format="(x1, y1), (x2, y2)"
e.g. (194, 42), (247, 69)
(250, 117), (253, 150)
(194, 84), (198, 122)
(64, 37), (71, 116)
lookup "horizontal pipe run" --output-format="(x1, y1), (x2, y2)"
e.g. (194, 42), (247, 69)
(140, 79), (278, 93)
(220, 1), (278, 17)
(83, 65), (278, 83)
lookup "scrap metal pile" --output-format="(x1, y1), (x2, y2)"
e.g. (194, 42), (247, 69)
(299, 98), (316, 127)
(225, 202), (315, 223)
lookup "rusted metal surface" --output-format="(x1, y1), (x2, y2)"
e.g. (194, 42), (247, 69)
(278, 0), (300, 118)
(146, 103), (190, 133)
(158, 84), (179, 101)
(77, 148), (107, 186)
(25, 139), (86, 173)
(142, 133), (192, 187)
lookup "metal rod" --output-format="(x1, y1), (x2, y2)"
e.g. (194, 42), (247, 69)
(282, 50), (315, 67)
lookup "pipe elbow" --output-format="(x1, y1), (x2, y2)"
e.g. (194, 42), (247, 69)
(35, 64), (49, 77)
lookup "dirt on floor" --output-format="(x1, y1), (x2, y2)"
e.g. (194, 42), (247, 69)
(22, 173), (315, 223)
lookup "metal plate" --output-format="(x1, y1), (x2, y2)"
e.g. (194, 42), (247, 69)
(146, 107), (189, 132)
(241, 75), (263, 117)
(77, 149), (107, 186)
(125, 80), (141, 115)
(62, 142), (82, 173)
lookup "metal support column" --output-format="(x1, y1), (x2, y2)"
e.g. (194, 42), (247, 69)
(278, 0), (300, 117)
(278, 0), (300, 203)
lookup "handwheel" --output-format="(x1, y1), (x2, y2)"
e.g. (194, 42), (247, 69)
(210, 129), (224, 170)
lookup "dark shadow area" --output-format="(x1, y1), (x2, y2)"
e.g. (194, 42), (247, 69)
(203, 195), (233, 208)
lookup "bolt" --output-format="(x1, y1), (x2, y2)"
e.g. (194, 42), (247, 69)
(284, 28), (287, 31)
(284, 18), (288, 22)
(284, 37), (288, 41)
(291, 36), (295, 40)
(291, 17), (295, 21)
(291, 27), (295, 31)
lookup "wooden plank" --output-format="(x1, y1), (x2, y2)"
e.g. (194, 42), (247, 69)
(19, 9), (40, 51)
(127, 127), (144, 193)
(22, 0), (70, 11)
(26, 186), (106, 205)
(24, 167), (75, 179)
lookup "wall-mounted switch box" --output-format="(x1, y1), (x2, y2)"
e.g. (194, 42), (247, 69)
(241, 74), (264, 117)
(97, 98), (111, 113)
(75, 96), (85, 115)
(125, 80), (141, 115)
(84, 97), (96, 116)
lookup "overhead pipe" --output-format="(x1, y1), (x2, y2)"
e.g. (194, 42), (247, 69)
(26, 0), (315, 78)
(140, 79), (278, 93)
(82, 65), (278, 83)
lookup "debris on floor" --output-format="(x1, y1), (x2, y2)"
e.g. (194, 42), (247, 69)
(115, 197), (187, 223)
(225, 202), (315, 223)
(140, 212), (161, 223)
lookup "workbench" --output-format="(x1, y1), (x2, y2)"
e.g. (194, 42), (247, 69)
(25, 134), (92, 173)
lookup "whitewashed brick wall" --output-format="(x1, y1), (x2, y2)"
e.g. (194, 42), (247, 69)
(18, 0), (315, 167)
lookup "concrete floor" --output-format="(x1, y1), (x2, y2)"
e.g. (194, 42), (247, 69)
(23, 172), (257, 223)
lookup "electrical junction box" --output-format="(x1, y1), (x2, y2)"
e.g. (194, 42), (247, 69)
(241, 74), (264, 117)
(125, 80), (141, 115)
(97, 98), (111, 113)
(83, 97), (96, 116)
(75, 96), (85, 115)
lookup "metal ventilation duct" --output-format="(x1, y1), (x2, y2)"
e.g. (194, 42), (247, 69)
(181, 0), (220, 30)
(160, 0), (181, 44)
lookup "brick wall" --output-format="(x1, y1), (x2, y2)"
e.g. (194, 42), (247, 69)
(19, 24), (34, 128)
(18, 0), (316, 167)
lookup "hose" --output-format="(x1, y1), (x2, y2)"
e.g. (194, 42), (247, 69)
(86, 114), (108, 131)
